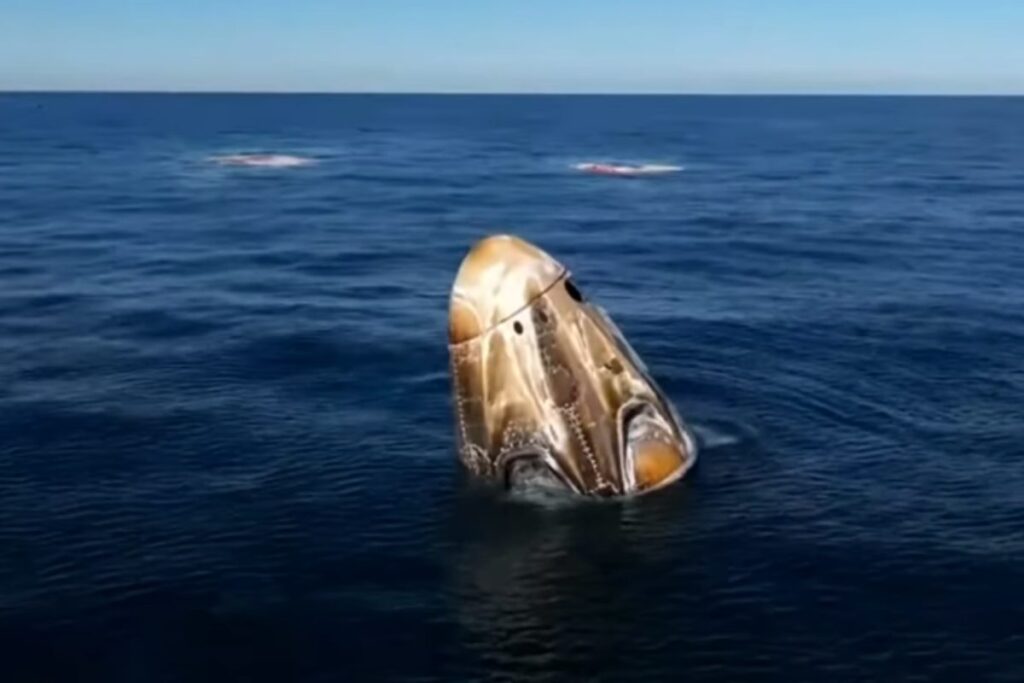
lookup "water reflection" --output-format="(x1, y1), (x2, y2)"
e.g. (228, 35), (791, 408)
(446, 479), (702, 680)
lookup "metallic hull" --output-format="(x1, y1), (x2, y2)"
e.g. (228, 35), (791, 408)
(448, 235), (697, 497)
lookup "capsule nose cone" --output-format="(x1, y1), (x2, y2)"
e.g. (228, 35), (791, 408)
(449, 235), (565, 344)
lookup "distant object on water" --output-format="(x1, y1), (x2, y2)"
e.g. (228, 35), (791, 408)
(573, 162), (682, 176)
(448, 234), (697, 498)
(210, 154), (316, 168)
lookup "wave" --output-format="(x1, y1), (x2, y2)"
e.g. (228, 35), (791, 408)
(691, 420), (757, 450)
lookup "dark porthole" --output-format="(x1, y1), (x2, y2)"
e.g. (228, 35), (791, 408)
(565, 279), (583, 302)
(513, 321), (524, 334)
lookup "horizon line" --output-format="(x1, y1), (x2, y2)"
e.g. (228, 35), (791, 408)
(2, 88), (1023, 98)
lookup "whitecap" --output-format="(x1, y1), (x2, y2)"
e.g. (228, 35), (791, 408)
(691, 421), (759, 450)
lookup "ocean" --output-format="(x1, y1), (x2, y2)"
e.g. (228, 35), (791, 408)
(1, 93), (1022, 681)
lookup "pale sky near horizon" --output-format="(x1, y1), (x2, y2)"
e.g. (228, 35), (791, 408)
(2, 0), (1022, 94)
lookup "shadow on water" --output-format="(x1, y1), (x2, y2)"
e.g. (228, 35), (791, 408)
(444, 477), (704, 682)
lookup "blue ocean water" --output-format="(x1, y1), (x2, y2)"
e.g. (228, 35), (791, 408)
(1, 93), (1023, 682)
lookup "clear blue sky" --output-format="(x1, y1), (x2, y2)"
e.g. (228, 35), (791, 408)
(3, 0), (1022, 93)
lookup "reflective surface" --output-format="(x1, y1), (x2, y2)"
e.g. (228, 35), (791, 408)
(449, 234), (696, 496)
(1, 94), (1023, 681)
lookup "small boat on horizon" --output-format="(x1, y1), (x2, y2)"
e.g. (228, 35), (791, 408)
(573, 162), (682, 176)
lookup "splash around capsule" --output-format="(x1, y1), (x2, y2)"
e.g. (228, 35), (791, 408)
(573, 162), (683, 176)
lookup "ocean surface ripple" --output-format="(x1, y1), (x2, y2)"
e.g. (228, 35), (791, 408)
(1, 94), (1023, 682)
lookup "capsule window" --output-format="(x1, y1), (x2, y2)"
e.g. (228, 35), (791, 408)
(565, 279), (583, 302)
(513, 321), (524, 334)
